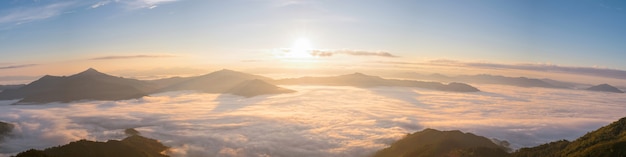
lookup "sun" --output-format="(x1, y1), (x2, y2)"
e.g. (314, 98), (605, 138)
(288, 37), (313, 58)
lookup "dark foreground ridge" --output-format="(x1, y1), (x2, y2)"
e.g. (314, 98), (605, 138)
(0, 121), (13, 139)
(374, 116), (626, 157)
(13, 129), (169, 157)
(512, 116), (626, 157)
(373, 129), (509, 157)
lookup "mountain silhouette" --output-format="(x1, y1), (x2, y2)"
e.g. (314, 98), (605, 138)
(0, 69), (298, 103)
(226, 79), (295, 97)
(153, 69), (294, 97)
(155, 69), (272, 93)
(14, 130), (169, 157)
(0, 84), (24, 92)
(512, 116), (626, 157)
(0, 68), (156, 103)
(457, 74), (564, 88)
(276, 73), (480, 92)
(403, 73), (567, 88)
(585, 84), (624, 93)
(373, 128), (509, 157)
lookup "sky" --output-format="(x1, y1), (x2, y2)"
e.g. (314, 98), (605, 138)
(1, 0), (626, 80)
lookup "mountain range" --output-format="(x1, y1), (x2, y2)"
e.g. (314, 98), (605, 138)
(275, 73), (480, 92)
(401, 73), (625, 94)
(0, 68), (156, 103)
(0, 69), (480, 104)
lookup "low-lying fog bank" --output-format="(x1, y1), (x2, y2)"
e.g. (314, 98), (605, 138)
(1, 85), (625, 157)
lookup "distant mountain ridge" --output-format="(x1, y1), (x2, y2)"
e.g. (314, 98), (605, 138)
(0, 68), (155, 103)
(0, 69), (292, 103)
(0, 69), (481, 104)
(402, 73), (626, 94)
(401, 73), (576, 89)
(154, 69), (274, 93)
(276, 72), (480, 92)
(226, 79), (295, 97)
(585, 84), (624, 93)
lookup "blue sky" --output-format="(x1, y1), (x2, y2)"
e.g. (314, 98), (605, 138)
(1, 0), (626, 77)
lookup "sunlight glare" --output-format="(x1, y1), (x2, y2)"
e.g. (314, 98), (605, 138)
(289, 37), (313, 58)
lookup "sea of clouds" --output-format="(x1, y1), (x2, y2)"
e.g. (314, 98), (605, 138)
(1, 85), (625, 157)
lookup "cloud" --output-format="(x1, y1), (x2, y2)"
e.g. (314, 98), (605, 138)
(89, 55), (176, 60)
(310, 49), (397, 57)
(91, 1), (112, 8)
(1, 85), (625, 156)
(0, 64), (38, 70)
(116, 0), (180, 9)
(0, 2), (76, 25)
(279, 49), (398, 58)
(463, 62), (626, 80)
(379, 59), (626, 80)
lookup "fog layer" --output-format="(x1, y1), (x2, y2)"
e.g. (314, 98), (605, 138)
(1, 85), (625, 157)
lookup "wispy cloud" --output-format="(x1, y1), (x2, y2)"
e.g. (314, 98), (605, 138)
(310, 49), (397, 57)
(380, 59), (626, 80)
(116, 0), (180, 9)
(89, 55), (176, 60)
(91, 0), (112, 9)
(271, 0), (314, 8)
(0, 2), (76, 25)
(0, 64), (38, 70)
(278, 49), (398, 58)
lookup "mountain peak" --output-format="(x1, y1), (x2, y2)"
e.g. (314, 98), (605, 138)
(217, 69), (237, 73)
(79, 68), (102, 74)
(227, 79), (295, 97)
(208, 69), (245, 76)
(586, 84), (624, 93)
(71, 68), (109, 77)
(343, 72), (374, 77)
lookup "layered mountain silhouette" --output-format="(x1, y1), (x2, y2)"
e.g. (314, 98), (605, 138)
(0, 69), (482, 104)
(276, 73), (480, 92)
(373, 128), (509, 157)
(402, 73), (573, 88)
(13, 129), (169, 157)
(154, 69), (277, 92)
(226, 79), (295, 97)
(0, 68), (156, 103)
(585, 84), (624, 93)
(0, 69), (296, 103)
